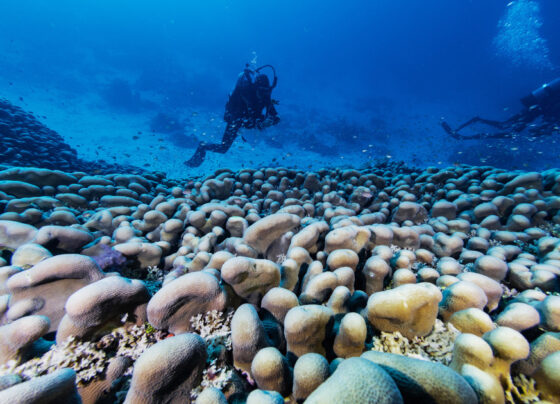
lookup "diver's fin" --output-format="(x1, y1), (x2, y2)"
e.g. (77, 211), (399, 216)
(441, 121), (463, 139)
(441, 121), (454, 135)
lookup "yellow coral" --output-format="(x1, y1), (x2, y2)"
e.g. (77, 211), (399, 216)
(505, 374), (541, 404)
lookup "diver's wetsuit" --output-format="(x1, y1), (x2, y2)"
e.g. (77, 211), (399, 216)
(442, 78), (560, 139)
(185, 66), (279, 167)
(184, 121), (241, 167)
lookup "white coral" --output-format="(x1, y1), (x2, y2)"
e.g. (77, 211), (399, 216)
(0, 324), (166, 384)
(371, 319), (460, 365)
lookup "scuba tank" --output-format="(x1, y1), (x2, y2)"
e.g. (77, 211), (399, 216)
(225, 64), (279, 125)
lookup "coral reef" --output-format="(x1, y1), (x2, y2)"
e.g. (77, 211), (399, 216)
(1, 161), (560, 403)
(0, 323), (167, 384)
(0, 99), (146, 174)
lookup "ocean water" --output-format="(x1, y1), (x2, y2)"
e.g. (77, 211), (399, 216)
(1, 0), (559, 176)
(3, 2), (560, 402)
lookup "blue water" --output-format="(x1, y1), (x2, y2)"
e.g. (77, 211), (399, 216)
(1, 0), (559, 176)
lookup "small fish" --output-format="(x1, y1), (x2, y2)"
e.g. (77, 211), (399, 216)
(144, 163), (151, 167)
(132, 136), (139, 140)
(159, 146), (167, 150)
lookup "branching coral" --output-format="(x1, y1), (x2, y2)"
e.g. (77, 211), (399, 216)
(146, 265), (164, 282)
(539, 221), (560, 238)
(489, 239), (504, 247)
(121, 265), (164, 295)
(0, 324), (167, 385)
(506, 374), (541, 404)
(502, 284), (519, 300)
(96, 324), (168, 376)
(190, 309), (234, 347)
(0, 337), (106, 384)
(275, 253), (288, 265)
(144, 265), (165, 295)
(513, 240), (540, 256)
(195, 359), (234, 396)
(190, 310), (236, 400)
(371, 319), (459, 365)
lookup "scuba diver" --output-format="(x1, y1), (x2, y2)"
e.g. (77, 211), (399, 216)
(441, 78), (560, 139)
(185, 64), (280, 167)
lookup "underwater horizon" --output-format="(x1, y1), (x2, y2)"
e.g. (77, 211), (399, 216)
(1, 1), (560, 403)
